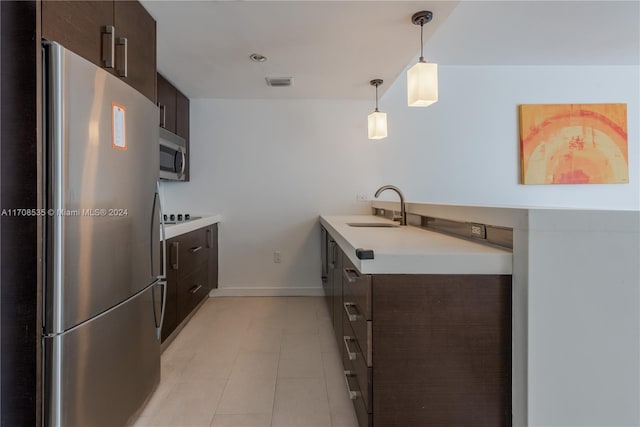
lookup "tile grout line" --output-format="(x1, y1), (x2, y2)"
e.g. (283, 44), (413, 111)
(318, 304), (336, 427)
(269, 298), (287, 427)
(208, 300), (247, 427)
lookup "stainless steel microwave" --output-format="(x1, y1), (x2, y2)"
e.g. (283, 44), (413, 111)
(159, 127), (186, 181)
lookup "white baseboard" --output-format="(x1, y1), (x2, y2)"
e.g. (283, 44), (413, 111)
(209, 286), (324, 297)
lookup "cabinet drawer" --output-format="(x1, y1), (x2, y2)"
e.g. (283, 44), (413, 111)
(343, 300), (372, 367)
(343, 370), (373, 427)
(343, 312), (372, 412)
(342, 257), (371, 321)
(177, 263), (209, 321)
(176, 228), (209, 279)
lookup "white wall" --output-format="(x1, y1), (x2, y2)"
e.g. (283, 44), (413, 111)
(374, 65), (640, 210)
(161, 99), (377, 294)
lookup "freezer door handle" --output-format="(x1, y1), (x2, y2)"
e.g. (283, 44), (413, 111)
(153, 281), (167, 340)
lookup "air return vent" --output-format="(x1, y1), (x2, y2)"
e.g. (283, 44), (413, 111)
(265, 77), (293, 87)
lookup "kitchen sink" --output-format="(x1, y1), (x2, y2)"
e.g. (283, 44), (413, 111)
(347, 222), (399, 228)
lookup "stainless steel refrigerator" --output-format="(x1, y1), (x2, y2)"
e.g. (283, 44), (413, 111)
(42, 41), (166, 427)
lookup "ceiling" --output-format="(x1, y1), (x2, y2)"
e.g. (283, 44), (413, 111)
(142, 1), (640, 100)
(141, 1), (459, 99)
(425, 1), (640, 66)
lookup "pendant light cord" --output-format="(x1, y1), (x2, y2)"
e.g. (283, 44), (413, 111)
(375, 83), (379, 112)
(419, 22), (425, 62)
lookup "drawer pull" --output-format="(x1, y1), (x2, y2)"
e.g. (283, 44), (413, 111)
(343, 336), (358, 360)
(343, 268), (360, 283)
(343, 302), (363, 322)
(190, 246), (202, 253)
(343, 370), (361, 400)
(189, 284), (202, 294)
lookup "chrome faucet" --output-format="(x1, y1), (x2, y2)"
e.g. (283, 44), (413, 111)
(374, 185), (406, 225)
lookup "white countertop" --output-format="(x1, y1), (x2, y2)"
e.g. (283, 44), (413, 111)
(320, 215), (512, 275)
(163, 214), (222, 240)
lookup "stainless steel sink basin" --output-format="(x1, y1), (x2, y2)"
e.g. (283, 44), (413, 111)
(347, 222), (399, 228)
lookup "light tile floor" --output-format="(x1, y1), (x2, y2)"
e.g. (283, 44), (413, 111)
(133, 297), (358, 427)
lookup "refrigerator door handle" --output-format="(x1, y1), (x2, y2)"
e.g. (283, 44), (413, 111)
(152, 281), (167, 340)
(44, 42), (66, 335)
(150, 191), (158, 278)
(157, 182), (167, 280)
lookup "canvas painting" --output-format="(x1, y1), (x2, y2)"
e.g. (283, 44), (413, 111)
(519, 103), (628, 184)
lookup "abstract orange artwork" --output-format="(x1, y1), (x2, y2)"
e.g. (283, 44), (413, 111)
(519, 103), (628, 184)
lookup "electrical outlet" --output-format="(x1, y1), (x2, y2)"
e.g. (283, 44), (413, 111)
(470, 223), (486, 239)
(356, 193), (369, 202)
(274, 251), (281, 263)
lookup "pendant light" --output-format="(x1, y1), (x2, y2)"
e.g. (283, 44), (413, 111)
(407, 11), (438, 107)
(368, 79), (387, 140)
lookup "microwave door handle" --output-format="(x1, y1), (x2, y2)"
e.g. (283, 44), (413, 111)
(180, 149), (186, 178)
(173, 150), (180, 175)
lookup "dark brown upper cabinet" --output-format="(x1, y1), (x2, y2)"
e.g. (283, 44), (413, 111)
(176, 89), (190, 181)
(158, 73), (190, 181)
(113, 1), (156, 101)
(42, 1), (114, 69)
(156, 73), (177, 133)
(42, 0), (156, 102)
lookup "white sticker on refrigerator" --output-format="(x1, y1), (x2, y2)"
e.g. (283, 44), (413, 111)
(112, 102), (127, 150)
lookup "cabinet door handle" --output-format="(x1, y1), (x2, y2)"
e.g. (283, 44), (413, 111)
(189, 284), (202, 294)
(343, 370), (361, 400)
(116, 37), (128, 77)
(158, 104), (166, 128)
(343, 336), (358, 360)
(343, 268), (360, 284)
(190, 246), (202, 253)
(343, 302), (363, 322)
(207, 227), (214, 248)
(101, 25), (115, 68)
(171, 242), (179, 270)
(328, 240), (336, 269)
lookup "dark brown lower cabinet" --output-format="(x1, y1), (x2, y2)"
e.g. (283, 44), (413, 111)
(207, 224), (219, 290)
(326, 232), (512, 427)
(160, 263), (178, 342)
(177, 262), (209, 321)
(161, 223), (218, 342)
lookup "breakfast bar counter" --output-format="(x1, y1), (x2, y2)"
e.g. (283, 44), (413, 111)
(320, 215), (512, 275)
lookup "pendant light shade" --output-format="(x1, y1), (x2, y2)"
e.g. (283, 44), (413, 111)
(368, 111), (388, 140)
(367, 79), (387, 140)
(407, 61), (438, 107)
(407, 11), (438, 107)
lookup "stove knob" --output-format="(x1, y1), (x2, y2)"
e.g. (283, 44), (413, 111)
(163, 214), (168, 221)
(185, 214), (190, 220)
(177, 214), (183, 221)
(169, 214), (175, 221)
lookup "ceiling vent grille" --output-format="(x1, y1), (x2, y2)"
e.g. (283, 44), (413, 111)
(265, 77), (293, 87)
